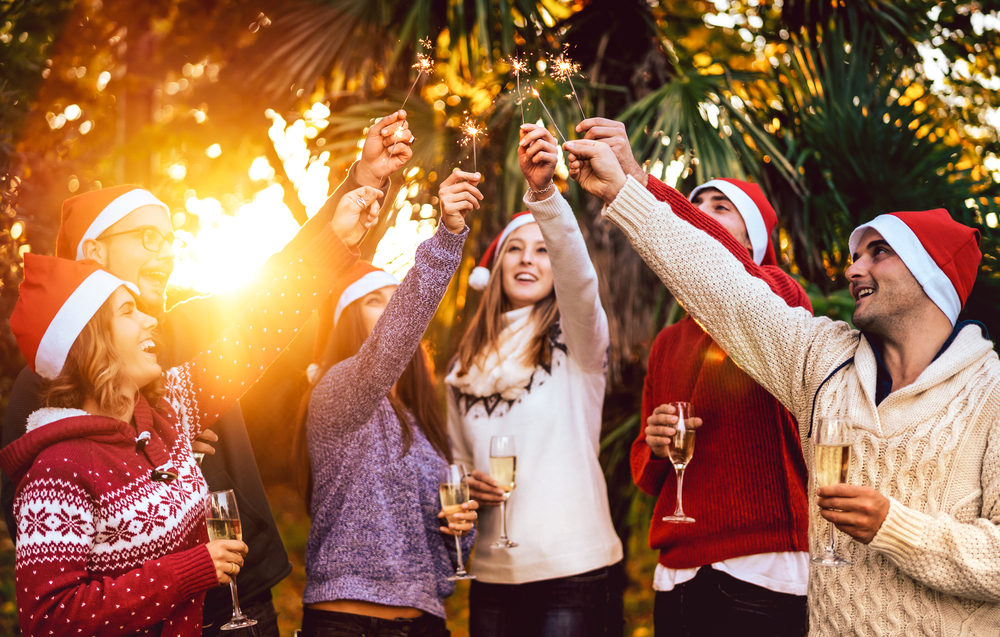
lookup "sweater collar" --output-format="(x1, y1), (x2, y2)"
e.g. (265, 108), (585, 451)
(864, 320), (992, 406)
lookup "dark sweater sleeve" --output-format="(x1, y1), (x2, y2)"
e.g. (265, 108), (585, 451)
(632, 345), (673, 496)
(164, 162), (382, 362)
(646, 176), (812, 312)
(309, 226), (467, 443)
(1, 367), (44, 542)
(164, 226), (359, 441)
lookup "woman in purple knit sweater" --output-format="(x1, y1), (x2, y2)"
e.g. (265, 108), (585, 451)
(293, 171), (481, 637)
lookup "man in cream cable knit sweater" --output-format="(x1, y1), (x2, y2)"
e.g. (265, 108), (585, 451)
(563, 139), (1000, 636)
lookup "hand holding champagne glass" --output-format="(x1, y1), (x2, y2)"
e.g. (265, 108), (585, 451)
(438, 464), (477, 581)
(812, 417), (853, 566)
(205, 489), (257, 630)
(660, 402), (697, 523)
(489, 435), (518, 548)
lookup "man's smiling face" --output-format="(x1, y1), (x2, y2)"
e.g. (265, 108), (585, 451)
(97, 205), (176, 315)
(846, 228), (928, 335)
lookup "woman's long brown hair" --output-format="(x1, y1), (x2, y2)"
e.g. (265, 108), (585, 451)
(42, 292), (166, 418)
(294, 297), (452, 511)
(453, 232), (560, 378)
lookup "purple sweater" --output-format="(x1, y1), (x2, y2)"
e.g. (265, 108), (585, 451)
(303, 225), (473, 618)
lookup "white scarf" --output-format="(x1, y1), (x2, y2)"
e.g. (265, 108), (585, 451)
(446, 305), (540, 400)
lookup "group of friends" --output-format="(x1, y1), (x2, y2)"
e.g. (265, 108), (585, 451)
(0, 106), (997, 637)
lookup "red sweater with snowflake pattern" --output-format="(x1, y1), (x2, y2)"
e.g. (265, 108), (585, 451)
(0, 226), (357, 637)
(633, 176), (812, 569)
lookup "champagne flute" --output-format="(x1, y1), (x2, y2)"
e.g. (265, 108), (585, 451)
(662, 402), (696, 523)
(439, 464), (476, 581)
(489, 435), (518, 548)
(204, 489), (257, 630)
(811, 417), (853, 567)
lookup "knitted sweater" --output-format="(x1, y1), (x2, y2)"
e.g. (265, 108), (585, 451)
(447, 191), (623, 584)
(0, 227), (357, 637)
(634, 176), (811, 571)
(607, 176), (1000, 636)
(304, 225), (473, 619)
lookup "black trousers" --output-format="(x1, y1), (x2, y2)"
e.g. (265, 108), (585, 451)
(653, 567), (807, 637)
(298, 607), (450, 637)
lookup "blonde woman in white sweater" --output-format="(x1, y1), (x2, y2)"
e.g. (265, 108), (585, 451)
(445, 125), (622, 637)
(564, 138), (1000, 636)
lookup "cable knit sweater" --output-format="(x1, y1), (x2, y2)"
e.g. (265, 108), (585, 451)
(447, 191), (623, 584)
(606, 176), (1000, 636)
(304, 225), (473, 619)
(0, 227), (357, 637)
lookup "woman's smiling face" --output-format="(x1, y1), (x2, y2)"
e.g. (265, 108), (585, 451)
(500, 222), (554, 310)
(108, 286), (161, 392)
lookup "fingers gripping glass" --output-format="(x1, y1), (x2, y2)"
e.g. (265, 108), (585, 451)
(100, 226), (185, 252)
(489, 435), (518, 548)
(663, 402), (696, 524)
(205, 489), (257, 630)
(811, 418), (853, 567)
(439, 464), (476, 581)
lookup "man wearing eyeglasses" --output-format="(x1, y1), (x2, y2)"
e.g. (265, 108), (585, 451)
(2, 110), (414, 637)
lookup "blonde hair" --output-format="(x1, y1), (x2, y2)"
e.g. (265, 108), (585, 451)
(42, 295), (165, 419)
(454, 234), (559, 377)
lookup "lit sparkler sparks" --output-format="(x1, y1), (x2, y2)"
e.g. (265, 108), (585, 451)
(549, 50), (586, 119)
(530, 84), (567, 144)
(379, 43), (436, 188)
(460, 118), (486, 173)
(507, 54), (530, 124)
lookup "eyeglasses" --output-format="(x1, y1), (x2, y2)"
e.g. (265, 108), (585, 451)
(99, 226), (185, 252)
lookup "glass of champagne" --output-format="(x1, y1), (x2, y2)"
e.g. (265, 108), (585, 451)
(812, 417), (853, 567)
(489, 435), (518, 548)
(662, 402), (696, 523)
(439, 464), (476, 581)
(204, 489), (257, 630)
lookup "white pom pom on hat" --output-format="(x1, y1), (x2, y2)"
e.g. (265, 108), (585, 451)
(468, 211), (536, 291)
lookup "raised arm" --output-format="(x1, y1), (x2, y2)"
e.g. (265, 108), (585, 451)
(564, 140), (855, 422)
(519, 124), (608, 372)
(164, 187), (382, 440)
(309, 224), (466, 441)
(13, 460), (218, 637)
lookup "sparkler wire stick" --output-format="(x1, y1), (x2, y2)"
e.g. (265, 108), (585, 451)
(530, 84), (567, 144)
(550, 52), (586, 120)
(378, 52), (435, 189)
(460, 118), (485, 174)
(508, 55), (528, 125)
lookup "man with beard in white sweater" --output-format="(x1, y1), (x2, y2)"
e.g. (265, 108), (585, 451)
(563, 138), (1000, 636)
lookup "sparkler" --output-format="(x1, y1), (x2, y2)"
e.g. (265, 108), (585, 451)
(460, 118), (486, 173)
(507, 54), (529, 125)
(530, 84), (567, 144)
(379, 40), (436, 188)
(549, 50), (586, 120)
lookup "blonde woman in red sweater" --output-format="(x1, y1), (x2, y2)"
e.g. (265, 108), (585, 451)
(0, 189), (376, 637)
(577, 119), (814, 637)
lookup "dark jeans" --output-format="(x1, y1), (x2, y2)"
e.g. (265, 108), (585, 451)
(202, 594), (280, 637)
(469, 566), (611, 637)
(653, 567), (807, 637)
(298, 607), (450, 637)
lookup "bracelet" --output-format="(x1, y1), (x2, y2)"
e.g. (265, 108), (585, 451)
(526, 181), (555, 200)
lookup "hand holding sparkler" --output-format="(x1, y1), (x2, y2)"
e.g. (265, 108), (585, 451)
(518, 124), (558, 196)
(331, 186), (384, 246)
(439, 170), (482, 234)
(378, 40), (435, 188)
(356, 110), (414, 188)
(577, 117), (648, 186)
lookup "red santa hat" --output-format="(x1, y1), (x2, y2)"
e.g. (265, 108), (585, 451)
(848, 209), (981, 326)
(468, 211), (537, 291)
(57, 185), (170, 260)
(307, 261), (400, 383)
(11, 254), (139, 380)
(689, 178), (778, 266)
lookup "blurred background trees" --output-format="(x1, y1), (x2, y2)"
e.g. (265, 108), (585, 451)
(2, 0), (999, 633)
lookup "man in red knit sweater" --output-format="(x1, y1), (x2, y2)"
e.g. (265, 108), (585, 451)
(578, 119), (813, 636)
